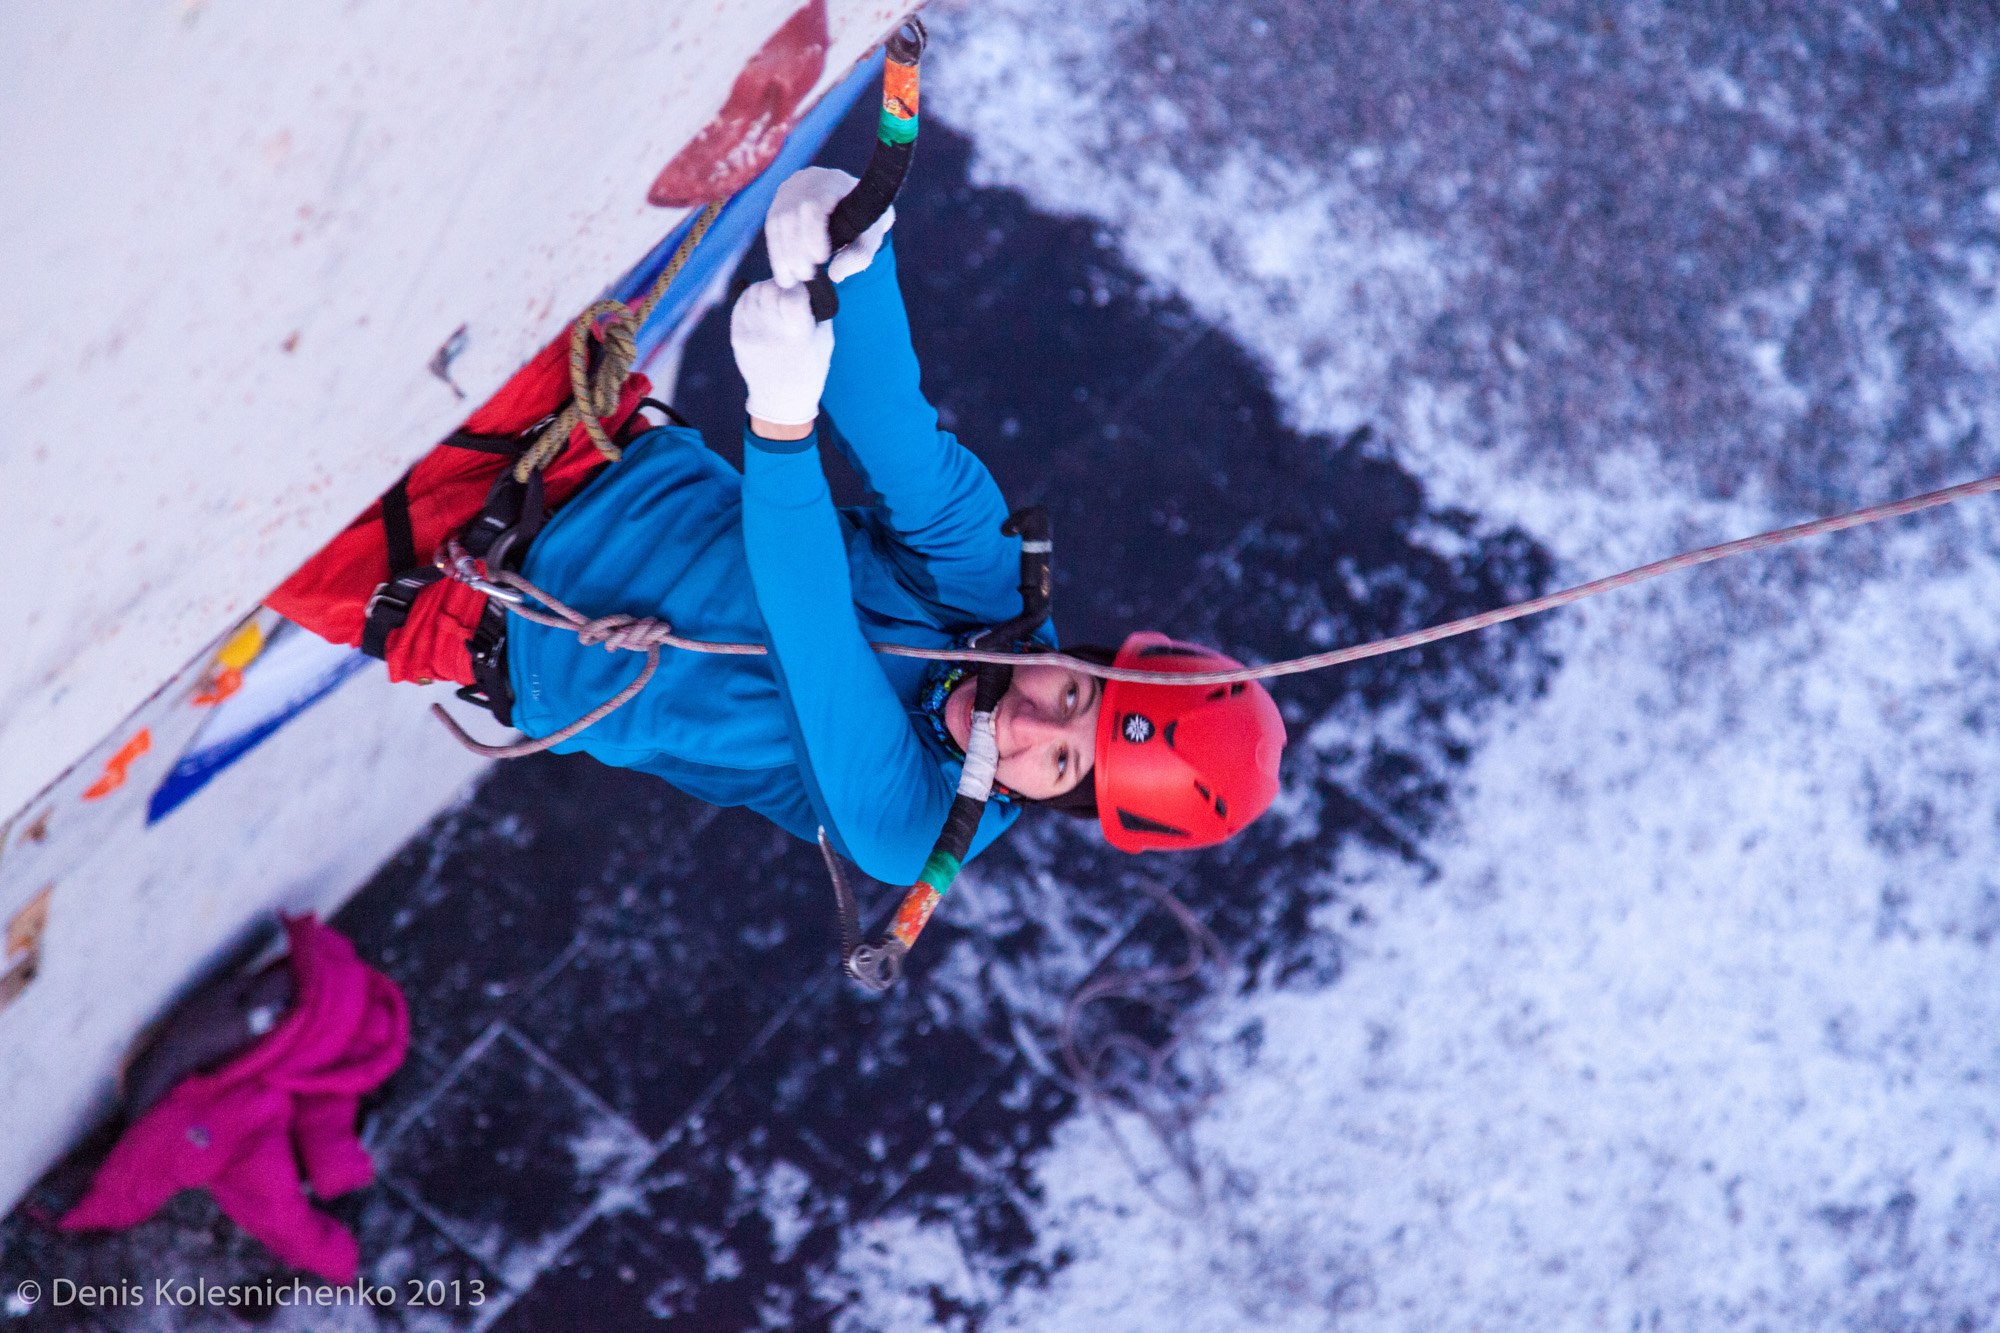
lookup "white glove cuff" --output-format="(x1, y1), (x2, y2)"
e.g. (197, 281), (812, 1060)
(744, 388), (821, 428)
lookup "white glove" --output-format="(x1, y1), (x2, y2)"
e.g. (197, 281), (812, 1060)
(730, 278), (834, 427)
(764, 165), (895, 289)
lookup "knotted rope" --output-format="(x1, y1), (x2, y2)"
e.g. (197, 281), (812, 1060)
(510, 201), (724, 482)
(427, 570), (700, 759)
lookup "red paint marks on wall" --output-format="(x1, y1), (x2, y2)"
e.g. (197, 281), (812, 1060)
(82, 729), (152, 802)
(647, 0), (829, 207)
(193, 667), (244, 707)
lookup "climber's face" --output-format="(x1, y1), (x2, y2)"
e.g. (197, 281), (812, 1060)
(943, 664), (1101, 801)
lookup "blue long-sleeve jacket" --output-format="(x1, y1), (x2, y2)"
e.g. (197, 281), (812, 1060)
(507, 239), (1026, 884)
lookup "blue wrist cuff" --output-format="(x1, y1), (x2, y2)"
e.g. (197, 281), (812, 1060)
(744, 422), (819, 455)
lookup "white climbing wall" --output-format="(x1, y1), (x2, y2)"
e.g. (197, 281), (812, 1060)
(0, 0), (920, 828)
(0, 0), (922, 1214)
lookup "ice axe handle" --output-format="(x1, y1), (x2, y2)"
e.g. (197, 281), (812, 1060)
(805, 271), (840, 322)
(809, 19), (924, 322)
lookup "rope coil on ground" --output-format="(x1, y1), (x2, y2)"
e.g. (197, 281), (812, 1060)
(1058, 879), (1230, 1216)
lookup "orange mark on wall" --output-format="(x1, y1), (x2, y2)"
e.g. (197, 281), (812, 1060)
(82, 730), (152, 801)
(195, 620), (263, 705)
(193, 667), (244, 707)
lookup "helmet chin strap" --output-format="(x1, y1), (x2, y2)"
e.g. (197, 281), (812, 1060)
(831, 508), (1051, 993)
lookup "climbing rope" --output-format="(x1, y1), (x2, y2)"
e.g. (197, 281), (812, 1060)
(1058, 878), (1228, 1216)
(930, 467), (2000, 684)
(510, 200), (725, 483)
(435, 465), (2000, 761)
(426, 568), (702, 759)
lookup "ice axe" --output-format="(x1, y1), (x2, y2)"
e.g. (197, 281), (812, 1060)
(805, 17), (926, 323)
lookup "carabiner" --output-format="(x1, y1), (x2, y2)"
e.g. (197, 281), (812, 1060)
(435, 537), (527, 605)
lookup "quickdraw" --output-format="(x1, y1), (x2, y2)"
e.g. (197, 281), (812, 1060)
(826, 506), (1055, 992)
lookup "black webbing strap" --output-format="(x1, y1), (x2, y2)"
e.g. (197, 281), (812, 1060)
(357, 399), (655, 690)
(361, 470), (444, 661)
(637, 397), (691, 429)
(361, 568), (443, 660)
(381, 472), (417, 575)
(459, 599), (515, 726)
(439, 429), (528, 455)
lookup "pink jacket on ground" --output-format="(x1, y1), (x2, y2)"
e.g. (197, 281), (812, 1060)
(60, 914), (409, 1282)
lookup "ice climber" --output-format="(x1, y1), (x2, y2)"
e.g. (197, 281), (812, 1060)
(271, 168), (1288, 886)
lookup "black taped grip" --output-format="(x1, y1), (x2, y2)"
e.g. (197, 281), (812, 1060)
(805, 272), (839, 322)
(936, 787), (990, 864)
(1001, 506), (1053, 622)
(807, 136), (917, 322)
(830, 137), (913, 252)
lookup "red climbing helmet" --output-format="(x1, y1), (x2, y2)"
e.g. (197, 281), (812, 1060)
(1091, 632), (1287, 853)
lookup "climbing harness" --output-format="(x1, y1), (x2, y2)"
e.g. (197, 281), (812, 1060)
(355, 177), (718, 722)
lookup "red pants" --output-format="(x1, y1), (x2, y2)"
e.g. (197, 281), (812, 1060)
(267, 332), (651, 685)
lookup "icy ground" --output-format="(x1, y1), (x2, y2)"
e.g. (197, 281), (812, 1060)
(865, 2), (2000, 1328)
(10, 2), (2000, 1329)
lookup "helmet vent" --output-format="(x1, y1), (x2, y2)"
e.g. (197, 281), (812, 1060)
(1229, 682), (1247, 696)
(1163, 721), (1178, 749)
(1115, 808), (1191, 838)
(1206, 686), (1228, 701)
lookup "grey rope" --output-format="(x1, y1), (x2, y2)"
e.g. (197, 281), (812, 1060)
(426, 570), (691, 759)
(925, 467), (2000, 684)
(1058, 879), (1229, 1216)
(433, 466), (2000, 759)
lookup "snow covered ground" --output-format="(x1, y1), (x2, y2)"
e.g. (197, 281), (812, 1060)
(832, 2), (2000, 1327)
